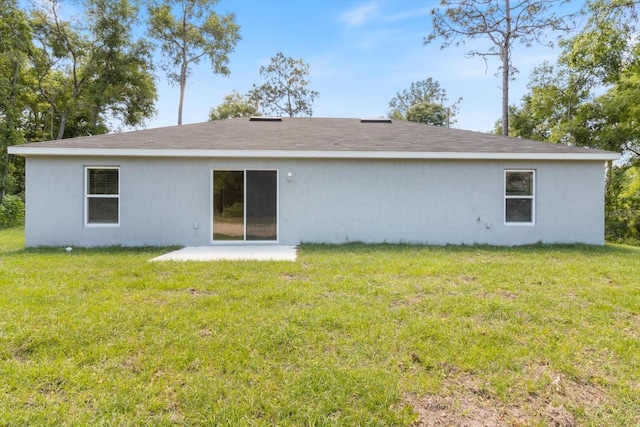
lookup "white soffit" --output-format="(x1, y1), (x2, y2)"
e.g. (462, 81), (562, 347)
(7, 147), (620, 161)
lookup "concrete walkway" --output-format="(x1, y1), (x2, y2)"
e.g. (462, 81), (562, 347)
(150, 245), (298, 262)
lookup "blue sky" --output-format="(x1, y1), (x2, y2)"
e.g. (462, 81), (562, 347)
(148, 0), (582, 133)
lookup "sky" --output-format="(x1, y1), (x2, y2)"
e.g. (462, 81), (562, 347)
(146, 0), (584, 133)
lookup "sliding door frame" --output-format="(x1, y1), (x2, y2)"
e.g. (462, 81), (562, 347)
(210, 169), (279, 244)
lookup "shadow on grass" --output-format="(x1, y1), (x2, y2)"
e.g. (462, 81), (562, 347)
(1, 245), (182, 258)
(300, 241), (640, 256)
(3, 221), (639, 260)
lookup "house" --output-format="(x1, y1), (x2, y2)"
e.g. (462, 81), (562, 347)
(8, 117), (619, 247)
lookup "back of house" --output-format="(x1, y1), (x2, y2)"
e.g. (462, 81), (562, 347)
(8, 117), (619, 247)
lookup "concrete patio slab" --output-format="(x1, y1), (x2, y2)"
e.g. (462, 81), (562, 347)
(150, 245), (298, 262)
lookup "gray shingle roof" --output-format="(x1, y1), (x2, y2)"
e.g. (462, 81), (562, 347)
(9, 117), (618, 158)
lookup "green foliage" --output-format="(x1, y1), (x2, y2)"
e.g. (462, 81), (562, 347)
(575, 59), (640, 156)
(494, 60), (593, 143)
(221, 201), (243, 218)
(405, 103), (449, 126)
(410, 103), (447, 126)
(508, 1), (640, 154)
(1, 0), (158, 142)
(209, 90), (259, 120)
(250, 52), (319, 117)
(84, 0), (158, 130)
(562, 1), (640, 157)
(147, 0), (241, 125)
(0, 194), (24, 227)
(506, 1), (640, 242)
(0, 0), (30, 197)
(1, 229), (640, 424)
(606, 165), (640, 243)
(0, 0), (159, 202)
(388, 78), (460, 126)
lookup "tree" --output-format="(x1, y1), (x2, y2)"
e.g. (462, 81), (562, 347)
(29, 0), (157, 139)
(506, 1), (640, 155)
(0, 0), (158, 208)
(30, 1), (91, 140)
(250, 52), (319, 117)
(425, 0), (578, 135)
(494, 60), (592, 142)
(505, 1), (640, 242)
(0, 0), (31, 199)
(148, 0), (241, 125)
(606, 165), (640, 242)
(209, 90), (259, 120)
(404, 103), (448, 126)
(560, 0), (640, 156)
(388, 78), (461, 126)
(84, 0), (157, 130)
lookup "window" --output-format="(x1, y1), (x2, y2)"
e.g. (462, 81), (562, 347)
(505, 170), (534, 224)
(85, 167), (119, 225)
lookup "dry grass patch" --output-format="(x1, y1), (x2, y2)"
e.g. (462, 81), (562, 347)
(408, 364), (611, 427)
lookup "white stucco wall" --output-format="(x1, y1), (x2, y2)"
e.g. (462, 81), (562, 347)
(23, 156), (606, 247)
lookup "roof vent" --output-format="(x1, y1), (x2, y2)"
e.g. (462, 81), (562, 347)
(360, 118), (392, 123)
(250, 116), (282, 122)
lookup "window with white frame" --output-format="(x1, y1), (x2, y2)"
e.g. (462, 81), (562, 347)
(505, 170), (535, 224)
(85, 167), (119, 225)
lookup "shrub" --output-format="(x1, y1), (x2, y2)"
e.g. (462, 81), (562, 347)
(0, 194), (25, 228)
(605, 165), (640, 244)
(221, 201), (244, 218)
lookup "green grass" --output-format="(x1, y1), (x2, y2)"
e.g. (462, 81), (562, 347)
(1, 227), (639, 426)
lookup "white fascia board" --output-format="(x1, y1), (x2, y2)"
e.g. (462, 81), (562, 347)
(7, 146), (621, 161)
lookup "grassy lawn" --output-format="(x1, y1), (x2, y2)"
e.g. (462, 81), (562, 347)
(1, 228), (639, 426)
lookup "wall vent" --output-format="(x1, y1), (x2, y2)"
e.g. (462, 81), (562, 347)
(360, 118), (392, 123)
(250, 117), (282, 122)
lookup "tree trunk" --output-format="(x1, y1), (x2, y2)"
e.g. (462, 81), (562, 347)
(57, 68), (81, 139)
(178, 59), (187, 125)
(502, 53), (509, 136)
(1, 60), (21, 200)
(92, 102), (101, 129)
(57, 106), (69, 140)
(502, 0), (511, 136)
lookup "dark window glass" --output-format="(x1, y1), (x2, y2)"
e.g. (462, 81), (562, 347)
(87, 198), (119, 224)
(246, 170), (277, 241)
(505, 198), (532, 223)
(505, 170), (534, 223)
(86, 168), (119, 225)
(88, 169), (119, 195)
(213, 171), (245, 240)
(505, 171), (533, 196)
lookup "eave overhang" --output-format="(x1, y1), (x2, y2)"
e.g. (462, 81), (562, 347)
(7, 147), (621, 161)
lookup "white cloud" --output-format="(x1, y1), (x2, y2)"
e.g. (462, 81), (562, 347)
(384, 7), (431, 23)
(338, 1), (380, 28)
(30, 0), (83, 22)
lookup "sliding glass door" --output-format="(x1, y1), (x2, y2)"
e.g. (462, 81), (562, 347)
(245, 170), (278, 240)
(212, 170), (277, 241)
